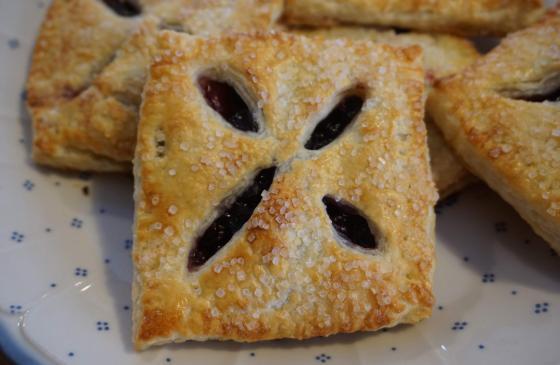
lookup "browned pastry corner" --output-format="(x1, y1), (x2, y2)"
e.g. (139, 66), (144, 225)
(283, 0), (545, 36)
(26, 0), (282, 171)
(428, 6), (560, 252)
(132, 31), (437, 349)
(291, 27), (480, 197)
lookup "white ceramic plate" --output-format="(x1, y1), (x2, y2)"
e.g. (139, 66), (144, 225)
(1, 1), (559, 364)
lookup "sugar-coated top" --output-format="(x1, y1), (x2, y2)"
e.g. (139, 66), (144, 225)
(133, 31), (436, 349)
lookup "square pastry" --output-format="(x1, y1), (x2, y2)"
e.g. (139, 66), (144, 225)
(26, 0), (282, 171)
(428, 7), (560, 251)
(292, 27), (480, 197)
(282, 0), (544, 36)
(132, 31), (437, 349)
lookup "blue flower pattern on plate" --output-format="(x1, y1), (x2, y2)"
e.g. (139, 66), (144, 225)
(482, 273), (495, 283)
(10, 231), (24, 243)
(124, 239), (133, 250)
(70, 218), (83, 228)
(315, 354), (331, 363)
(74, 268), (88, 277)
(22, 180), (34, 191)
(534, 303), (549, 314)
(9, 305), (22, 315)
(452, 321), (468, 330)
(96, 321), (109, 331)
(494, 222), (507, 233)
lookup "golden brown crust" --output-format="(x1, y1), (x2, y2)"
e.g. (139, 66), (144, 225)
(428, 7), (560, 251)
(283, 0), (545, 36)
(293, 27), (479, 197)
(27, 0), (282, 171)
(133, 31), (437, 349)
(425, 120), (476, 198)
(290, 27), (479, 78)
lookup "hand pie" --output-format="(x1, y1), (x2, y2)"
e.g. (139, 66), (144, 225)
(132, 31), (437, 349)
(26, 0), (282, 171)
(428, 7), (560, 252)
(292, 27), (479, 197)
(283, 0), (544, 36)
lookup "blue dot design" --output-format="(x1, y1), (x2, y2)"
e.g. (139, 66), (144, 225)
(452, 321), (468, 331)
(23, 180), (35, 191)
(11, 231), (24, 243)
(124, 239), (133, 250)
(74, 268), (88, 277)
(534, 302), (549, 314)
(8, 38), (20, 49)
(315, 354), (332, 363)
(96, 321), (110, 331)
(71, 218), (83, 228)
(494, 222), (507, 233)
(482, 273), (495, 283)
(78, 172), (92, 181)
(9, 305), (22, 315)
(435, 193), (461, 215)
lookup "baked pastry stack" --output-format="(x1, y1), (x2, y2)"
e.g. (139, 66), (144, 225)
(26, 0), (558, 350)
(27, 0), (282, 170)
(428, 7), (560, 253)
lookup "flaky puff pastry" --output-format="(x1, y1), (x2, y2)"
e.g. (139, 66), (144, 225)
(26, 0), (282, 171)
(293, 27), (480, 197)
(428, 7), (560, 252)
(133, 31), (437, 349)
(283, 0), (544, 36)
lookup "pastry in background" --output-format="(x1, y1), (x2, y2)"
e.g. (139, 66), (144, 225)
(283, 0), (545, 36)
(428, 7), (560, 251)
(26, 0), (282, 171)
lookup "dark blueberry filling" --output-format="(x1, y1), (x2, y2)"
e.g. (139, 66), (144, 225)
(101, 0), (141, 17)
(514, 86), (560, 103)
(305, 94), (364, 150)
(188, 167), (277, 271)
(322, 196), (377, 250)
(198, 76), (259, 133)
(394, 27), (411, 34)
